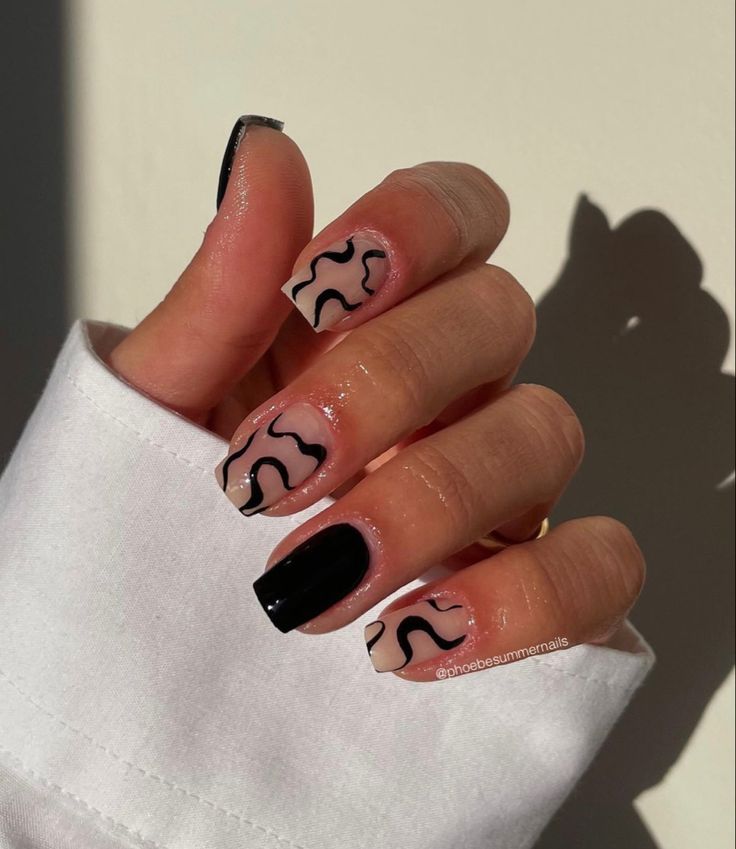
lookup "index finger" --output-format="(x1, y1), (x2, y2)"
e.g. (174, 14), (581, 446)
(281, 161), (510, 332)
(109, 117), (313, 420)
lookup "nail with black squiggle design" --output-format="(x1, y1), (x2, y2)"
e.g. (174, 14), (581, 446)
(282, 234), (389, 332)
(215, 404), (329, 516)
(364, 598), (470, 673)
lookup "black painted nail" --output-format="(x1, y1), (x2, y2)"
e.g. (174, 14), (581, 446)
(216, 114), (284, 209)
(253, 524), (370, 633)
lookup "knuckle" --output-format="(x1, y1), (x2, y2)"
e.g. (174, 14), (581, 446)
(386, 166), (471, 260)
(353, 322), (433, 414)
(583, 516), (647, 606)
(512, 384), (585, 473)
(456, 266), (500, 321)
(480, 266), (537, 358)
(422, 162), (510, 247)
(538, 517), (646, 634)
(407, 442), (477, 535)
(385, 162), (509, 260)
(450, 265), (536, 374)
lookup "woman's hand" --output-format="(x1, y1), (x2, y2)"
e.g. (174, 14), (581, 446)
(110, 116), (645, 681)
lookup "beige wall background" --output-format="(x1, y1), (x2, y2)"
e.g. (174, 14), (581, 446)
(67, 2), (734, 848)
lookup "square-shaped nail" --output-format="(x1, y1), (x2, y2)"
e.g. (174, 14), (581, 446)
(253, 524), (370, 632)
(364, 598), (470, 672)
(282, 235), (389, 332)
(216, 403), (329, 516)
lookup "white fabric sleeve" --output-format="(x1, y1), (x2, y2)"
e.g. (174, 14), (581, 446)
(0, 321), (654, 849)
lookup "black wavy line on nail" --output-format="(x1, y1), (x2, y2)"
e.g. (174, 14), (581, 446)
(390, 615), (467, 671)
(426, 599), (463, 613)
(365, 621), (386, 655)
(290, 239), (356, 300)
(266, 413), (327, 466)
(238, 456), (295, 515)
(220, 429), (258, 492)
(312, 288), (361, 329)
(359, 248), (387, 295)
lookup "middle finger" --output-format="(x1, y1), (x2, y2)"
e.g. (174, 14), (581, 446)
(216, 262), (535, 516)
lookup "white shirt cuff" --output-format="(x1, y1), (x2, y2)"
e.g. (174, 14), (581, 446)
(0, 321), (654, 849)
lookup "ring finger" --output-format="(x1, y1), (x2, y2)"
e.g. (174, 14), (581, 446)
(252, 382), (585, 634)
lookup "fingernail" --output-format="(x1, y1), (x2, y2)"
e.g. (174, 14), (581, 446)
(282, 235), (389, 332)
(364, 598), (469, 673)
(215, 404), (328, 516)
(216, 114), (284, 209)
(253, 524), (370, 633)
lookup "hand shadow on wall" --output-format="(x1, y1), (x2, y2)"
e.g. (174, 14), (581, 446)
(523, 197), (735, 849)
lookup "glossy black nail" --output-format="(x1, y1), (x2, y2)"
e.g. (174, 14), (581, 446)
(253, 524), (370, 633)
(216, 114), (284, 209)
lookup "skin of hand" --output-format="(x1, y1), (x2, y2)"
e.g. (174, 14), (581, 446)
(109, 117), (645, 681)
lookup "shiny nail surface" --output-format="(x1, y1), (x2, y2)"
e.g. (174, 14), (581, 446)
(216, 114), (284, 209)
(253, 524), (370, 633)
(365, 598), (469, 672)
(282, 235), (389, 332)
(216, 404), (328, 516)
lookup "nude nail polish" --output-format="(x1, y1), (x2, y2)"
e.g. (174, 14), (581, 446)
(216, 404), (329, 516)
(216, 114), (284, 209)
(364, 598), (470, 672)
(282, 234), (389, 331)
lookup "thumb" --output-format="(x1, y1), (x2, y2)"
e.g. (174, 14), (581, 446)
(109, 116), (314, 420)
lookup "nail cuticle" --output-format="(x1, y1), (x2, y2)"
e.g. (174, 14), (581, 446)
(268, 509), (385, 575)
(254, 522), (372, 633)
(216, 402), (330, 517)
